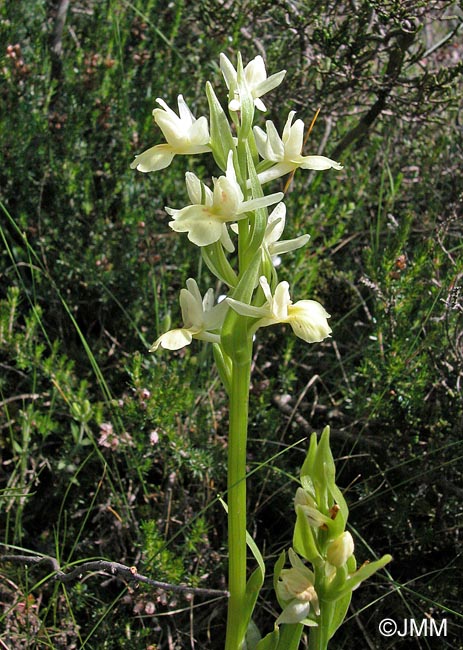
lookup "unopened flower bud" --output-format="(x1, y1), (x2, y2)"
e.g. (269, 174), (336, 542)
(326, 531), (354, 568)
(294, 487), (317, 510)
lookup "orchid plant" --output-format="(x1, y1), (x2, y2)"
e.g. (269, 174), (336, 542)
(132, 52), (391, 650)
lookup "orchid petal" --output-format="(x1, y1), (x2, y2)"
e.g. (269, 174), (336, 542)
(130, 144), (175, 172)
(300, 155), (343, 171)
(226, 298), (270, 319)
(276, 600), (312, 625)
(150, 328), (194, 352)
(270, 234), (310, 256)
(288, 300), (332, 342)
(168, 206), (225, 247)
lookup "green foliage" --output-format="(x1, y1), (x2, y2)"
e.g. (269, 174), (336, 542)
(141, 519), (185, 581)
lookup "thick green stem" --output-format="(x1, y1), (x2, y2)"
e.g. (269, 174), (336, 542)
(308, 600), (333, 650)
(225, 358), (252, 650)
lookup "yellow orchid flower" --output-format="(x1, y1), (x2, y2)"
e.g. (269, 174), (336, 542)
(227, 276), (332, 343)
(130, 95), (211, 172)
(150, 279), (227, 352)
(254, 111), (343, 184)
(220, 53), (286, 112)
(166, 152), (283, 248)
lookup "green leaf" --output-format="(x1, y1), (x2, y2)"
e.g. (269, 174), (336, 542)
(300, 432), (318, 485)
(256, 628), (280, 650)
(245, 619), (262, 650)
(312, 427), (330, 509)
(246, 528), (266, 579)
(241, 520), (266, 641)
(212, 344), (232, 395)
(327, 591), (352, 639)
(201, 242), (237, 288)
(318, 427), (349, 526)
(218, 497), (265, 577)
(334, 554), (392, 600)
(242, 566), (265, 643)
(206, 81), (235, 171)
(273, 549), (286, 605)
(276, 623), (304, 650)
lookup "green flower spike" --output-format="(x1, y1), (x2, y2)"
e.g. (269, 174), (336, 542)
(274, 426), (392, 650)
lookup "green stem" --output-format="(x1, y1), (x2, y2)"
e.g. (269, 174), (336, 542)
(308, 600), (333, 650)
(225, 357), (252, 650)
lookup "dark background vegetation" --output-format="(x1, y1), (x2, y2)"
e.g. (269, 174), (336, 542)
(1, 0), (462, 648)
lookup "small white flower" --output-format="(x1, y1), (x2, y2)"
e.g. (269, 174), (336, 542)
(254, 111), (343, 184)
(276, 549), (320, 625)
(150, 279), (227, 352)
(130, 95), (211, 172)
(149, 430), (160, 445)
(166, 152), (283, 248)
(227, 276), (332, 343)
(220, 53), (286, 112)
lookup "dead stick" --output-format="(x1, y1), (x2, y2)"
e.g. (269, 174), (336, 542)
(1, 554), (228, 598)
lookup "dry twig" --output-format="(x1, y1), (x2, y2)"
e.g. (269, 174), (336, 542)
(1, 554), (228, 599)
